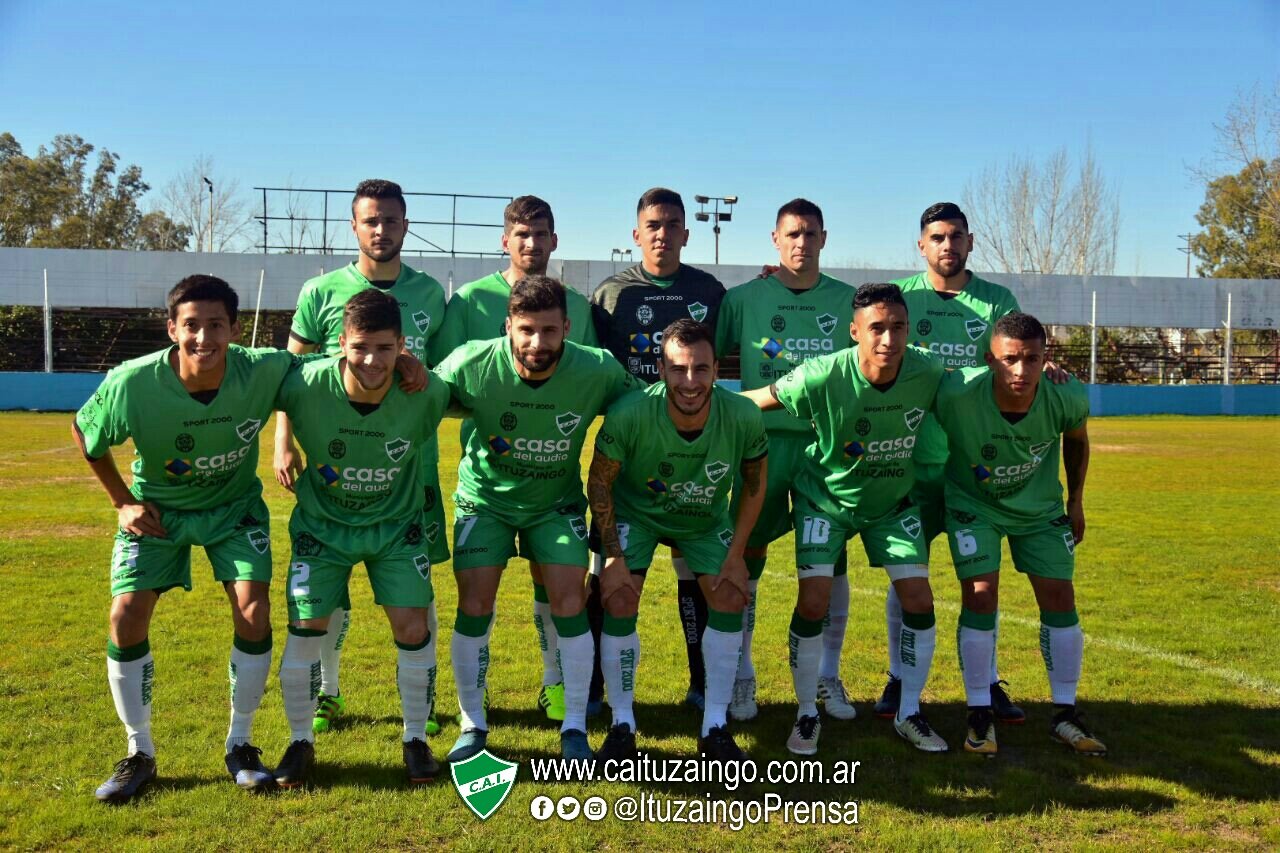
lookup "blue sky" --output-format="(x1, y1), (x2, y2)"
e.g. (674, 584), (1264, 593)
(2, 0), (1277, 276)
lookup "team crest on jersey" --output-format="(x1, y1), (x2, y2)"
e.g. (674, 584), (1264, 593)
(385, 437), (411, 463)
(636, 304), (655, 326)
(816, 313), (838, 335)
(236, 418), (262, 443)
(705, 460), (730, 483)
(556, 412), (582, 436)
(412, 311), (431, 333)
(1029, 441), (1052, 460)
(900, 515), (922, 539)
(904, 408), (925, 431)
(569, 516), (588, 540)
(174, 433), (195, 452)
(687, 302), (708, 322)
(246, 529), (270, 555)
(917, 319), (932, 336)
(718, 529), (734, 548)
(413, 554), (431, 580)
(425, 522), (441, 543)
(965, 318), (988, 341)
(1062, 532), (1076, 555)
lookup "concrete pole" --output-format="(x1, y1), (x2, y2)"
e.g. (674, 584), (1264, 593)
(43, 268), (52, 373)
(1089, 290), (1097, 384)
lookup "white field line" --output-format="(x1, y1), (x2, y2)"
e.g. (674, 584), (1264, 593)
(0, 444), (77, 460)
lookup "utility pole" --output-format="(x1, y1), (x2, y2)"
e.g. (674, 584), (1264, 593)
(1177, 233), (1193, 278)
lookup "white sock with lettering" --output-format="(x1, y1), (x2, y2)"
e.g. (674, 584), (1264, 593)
(396, 633), (436, 742)
(819, 574), (849, 679)
(107, 641), (155, 757)
(885, 584), (902, 679)
(280, 630), (323, 744)
(319, 606), (349, 697)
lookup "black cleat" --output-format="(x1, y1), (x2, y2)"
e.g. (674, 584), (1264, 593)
(95, 752), (156, 804)
(873, 673), (901, 719)
(403, 738), (440, 784)
(698, 725), (749, 763)
(596, 723), (637, 765)
(225, 743), (276, 791)
(274, 740), (315, 788)
(990, 680), (1026, 724)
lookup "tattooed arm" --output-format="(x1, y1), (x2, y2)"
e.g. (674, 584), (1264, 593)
(713, 453), (768, 605)
(587, 451), (640, 610)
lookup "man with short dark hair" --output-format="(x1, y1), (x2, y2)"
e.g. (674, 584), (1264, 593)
(273, 179), (443, 737)
(933, 311), (1103, 758)
(588, 319), (767, 762)
(434, 276), (638, 762)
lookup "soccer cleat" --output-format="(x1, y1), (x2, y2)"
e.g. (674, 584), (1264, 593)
(95, 752), (156, 804)
(274, 740), (315, 788)
(990, 680), (1026, 724)
(312, 692), (346, 734)
(560, 729), (594, 761)
(964, 709), (998, 756)
(426, 711), (440, 737)
(447, 728), (488, 763)
(1051, 708), (1107, 756)
(894, 712), (950, 753)
(225, 743), (276, 791)
(402, 738), (440, 784)
(595, 723), (637, 764)
(873, 673), (901, 719)
(786, 714), (821, 756)
(683, 688), (705, 713)
(538, 683), (566, 722)
(698, 725), (749, 762)
(817, 676), (858, 720)
(729, 677), (758, 721)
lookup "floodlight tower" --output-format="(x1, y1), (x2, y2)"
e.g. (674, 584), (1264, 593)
(693, 194), (737, 264)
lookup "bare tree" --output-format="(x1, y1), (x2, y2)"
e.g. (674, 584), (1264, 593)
(157, 155), (252, 252)
(962, 145), (1120, 275)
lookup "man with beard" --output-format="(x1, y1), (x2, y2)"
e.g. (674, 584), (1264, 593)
(588, 319), (767, 762)
(273, 179), (442, 737)
(431, 196), (596, 724)
(433, 275), (638, 761)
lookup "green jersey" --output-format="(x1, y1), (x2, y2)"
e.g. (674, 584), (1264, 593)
(896, 272), (1020, 465)
(290, 262), (447, 364)
(429, 271), (597, 364)
(934, 368), (1088, 530)
(774, 346), (944, 521)
(596, 383), (768, 537)
(434, 338), (639, 520)
(275, 357), (451, 527)
(716, 273), (854, 433)
(75, 345), (300, 512)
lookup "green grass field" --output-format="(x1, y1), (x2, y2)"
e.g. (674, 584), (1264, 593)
(1, 413), (1277, 850)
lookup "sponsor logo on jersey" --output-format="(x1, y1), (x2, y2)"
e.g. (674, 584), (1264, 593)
(972, 464), (992, 482)
(318, 463), (341, 485)
(1030, 440), (1052, 460)
(762, 338), (786, 360)
(704, 460), (730, 483)
(628, 356), (642, 372)
(844, 441), (864, 459)
(500, 412), (518, 431)
(636, 304), (654, 326)
(247, 529), (270, 555)
(556, 412), (582, 436)
(412, 311), (431, 333)
(916, 340), (980, 365)
(385, 437), (411, 463)
(488, 435), (512, 456)
(414, 554), (431, 579)
(688, 302), (708, 322)
(165, 458), (193, 477)
(981, 443), (997, 460)
(855, 418), (871, 436)
(488, 433), (573, 461)
(900, 515), (922, 539)
(236, 418), (263, 443)
(760, 336), (833, 361)
(916, 319), (932, 336)
(646, 478), (667, 493)
(965, 318), (988, 341)
(771, 315), (786, 332)
(816, 313), (838, 335)
(328, 439), (346, 459)
(904, 407), (925, 431)
(450, 749), (518, 821)
(174, 433), (195, 452)
(629, 332), (652, 353)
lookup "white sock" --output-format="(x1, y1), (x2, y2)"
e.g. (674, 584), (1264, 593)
(556, 625), (595, 734)
(532, 589), (561, 687)
(452, 616), (494, 732)
(820, 574), (849, 680)
(280, 631), (323, 743)
(958, 625), (996, 708)
(736, 580), (759, 680)
(107, 645), (155, 757)
(991, 611), (1001, 682)
(319, 606), (350, 697)
(885, 584), (902, 678)
(601, 626), (639, 730)
(701, 625), (741, 736)
(896, 617), (936, 721)
(789, 624), (823, 718)
(226, 637), (271, 751)
(397, 633), (437, 742)
(1041, 621), (1084, 706)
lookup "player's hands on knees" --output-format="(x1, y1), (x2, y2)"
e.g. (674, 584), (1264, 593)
(274, 439), (302, 492)
(714, 554), (750, 607)
(1067, 499), (1085, 545)
(118, 501), (166, 538)
(600, 556), (641, 610)
(396, 353), (428, 393)
(1044, 360), (1071, 384)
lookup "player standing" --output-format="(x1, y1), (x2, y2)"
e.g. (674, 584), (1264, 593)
(933, 312), (1104, 757)
(714, 198), (856, 723)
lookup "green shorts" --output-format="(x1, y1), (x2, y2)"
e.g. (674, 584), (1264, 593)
(109, 491), (272, 597)
(727, 429), (801, 548)
(946, 509), (1077, 581)
(286, 508), (434, 622)
(451, 502), (589, 570)
(909, 462), (946, 544)
(616, 516), (734, 576)
(793, 491), (927, 578)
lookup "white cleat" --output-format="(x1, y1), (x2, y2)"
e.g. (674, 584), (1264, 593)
(817, 676), (857, 720)
(786, 714), (821, 756)
(894, 712), (950, 753)
(729, 677), (758, 722)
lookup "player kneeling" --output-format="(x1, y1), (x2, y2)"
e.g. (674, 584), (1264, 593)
(934, 312), (1105, 757)
(588, 320), (767, 763)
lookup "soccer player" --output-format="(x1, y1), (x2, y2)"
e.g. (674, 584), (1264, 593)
(591, 187), (727, 711)
(874, 202), (1024, 723)
(272, 289), (451, 787)
(588, 319), (767, 761)
(273, 178), (442, 736)
(75, 275), (300, 802)
(430, 195), (597, 724)
(433, 275), (638, 762)
(715, 198), (856, 723)
(933, 312), (1104, 757)
(745, 283), (949, 755)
